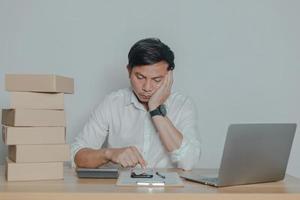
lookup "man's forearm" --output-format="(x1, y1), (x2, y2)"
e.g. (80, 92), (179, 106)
(74, 148), (110, 168)
(74, 146), (147, 168)
(151, 115), (183, 152)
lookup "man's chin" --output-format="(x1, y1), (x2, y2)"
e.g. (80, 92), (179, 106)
(137, 96), (150, 103)
(138, 98), (149, 103)
(132, 91), (150, 103)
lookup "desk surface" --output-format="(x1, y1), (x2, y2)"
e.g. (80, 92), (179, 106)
(1, 166), (300, 200)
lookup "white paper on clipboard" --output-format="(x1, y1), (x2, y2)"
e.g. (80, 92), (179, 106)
(116, 169), (184, 187)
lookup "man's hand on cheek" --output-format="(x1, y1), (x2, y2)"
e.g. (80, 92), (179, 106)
(148, 71), (173, 111)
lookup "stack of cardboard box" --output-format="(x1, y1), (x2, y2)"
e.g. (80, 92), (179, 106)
(1, 74), (74, 181)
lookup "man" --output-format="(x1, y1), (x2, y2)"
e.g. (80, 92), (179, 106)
(71, 38), (201, 170)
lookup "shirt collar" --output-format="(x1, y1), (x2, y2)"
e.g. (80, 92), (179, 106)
(126, 88), (146, 111)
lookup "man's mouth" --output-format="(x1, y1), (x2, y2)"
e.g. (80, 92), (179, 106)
(140, 94), (151, 99)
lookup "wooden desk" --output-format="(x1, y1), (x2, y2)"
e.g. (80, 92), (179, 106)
(0, 166), (300, 200)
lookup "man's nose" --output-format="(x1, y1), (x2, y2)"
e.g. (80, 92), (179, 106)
(142, 80), (152, 92)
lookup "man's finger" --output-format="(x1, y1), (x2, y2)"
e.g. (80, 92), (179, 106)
(124, 154), (135, 167)
(132, 147), (146, 168)
(169, 71), (174, 87)
(160, 72), (169, 90)
(167, 71), (173, 90)
(121, 159), (129, 168)
(128, 153), (138, 166)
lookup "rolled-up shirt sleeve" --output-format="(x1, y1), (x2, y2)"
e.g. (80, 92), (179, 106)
(169, 98), (201, 170)
(71, 97), (110, 167)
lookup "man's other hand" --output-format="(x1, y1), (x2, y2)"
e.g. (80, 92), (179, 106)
(105, 146), (147, 168)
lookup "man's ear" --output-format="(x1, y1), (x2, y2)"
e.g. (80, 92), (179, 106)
(127, 65), (132, 78)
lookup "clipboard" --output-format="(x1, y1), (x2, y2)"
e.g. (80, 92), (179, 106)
(116, 169), (184, 187)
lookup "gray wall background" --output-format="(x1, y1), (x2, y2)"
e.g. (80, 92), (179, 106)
(0, 0), (299, 177)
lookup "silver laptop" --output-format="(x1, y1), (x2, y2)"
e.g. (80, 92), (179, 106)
(180, 123), (296, 187)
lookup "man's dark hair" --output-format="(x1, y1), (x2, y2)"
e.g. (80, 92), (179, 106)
(128, 38), (175, 70)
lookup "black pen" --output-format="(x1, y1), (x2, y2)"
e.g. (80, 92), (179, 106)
(156, 172), (166, 179)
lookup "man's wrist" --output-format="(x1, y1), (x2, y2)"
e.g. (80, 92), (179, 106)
(103, 148), (112, 162)
(148, 103), (159, 111)
(149, 104), (167, 117)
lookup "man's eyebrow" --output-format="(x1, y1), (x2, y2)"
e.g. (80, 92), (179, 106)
(135, 72), (146, 78)
(135, 73), (163, 79)
(152, 76), (163, 79)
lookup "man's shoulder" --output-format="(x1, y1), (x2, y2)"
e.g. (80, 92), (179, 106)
(168, 90), (190, 104)
(104, 88), (131, 103)
(166, 91), (196, 112)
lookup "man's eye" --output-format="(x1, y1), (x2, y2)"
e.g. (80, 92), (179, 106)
(154, 79), (161, 83)
(137, 75), (144, 79)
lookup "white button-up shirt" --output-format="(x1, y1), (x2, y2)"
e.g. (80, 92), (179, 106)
(71, 88), (201, 170)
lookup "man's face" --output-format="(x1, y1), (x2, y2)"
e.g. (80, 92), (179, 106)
(128, 61), (169, 103)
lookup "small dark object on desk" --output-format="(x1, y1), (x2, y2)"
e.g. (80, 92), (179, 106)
(131, 172), (154, 178)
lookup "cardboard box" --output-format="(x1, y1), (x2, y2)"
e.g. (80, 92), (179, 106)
(10, 92), (64, 109)
(2, 126), (66, 145)
(6, 158), (63, 181)
(8, 144), (70, 163)
(2, 109), (66, 127)
(5, 74), (74, 94)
